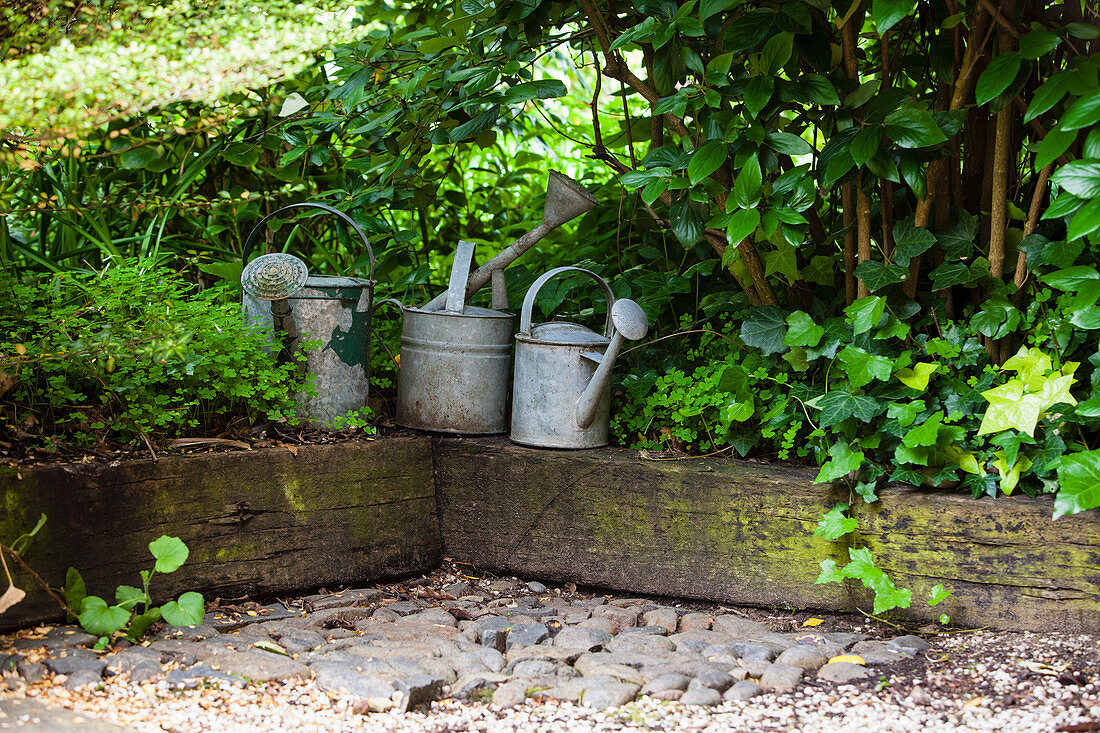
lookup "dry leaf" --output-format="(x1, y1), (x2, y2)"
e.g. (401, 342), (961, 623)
(286, 445), (298, 456)
(0, 369), (17, 400)
(828, 654), (866, 666)
(1019, 660), (1068, 676)
(802, 618), (825, 627)
(962, 697), (986, 709)
(0, 584), (26, 613)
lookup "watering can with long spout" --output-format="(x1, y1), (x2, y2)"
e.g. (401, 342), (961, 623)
(510, 267), (648, 449)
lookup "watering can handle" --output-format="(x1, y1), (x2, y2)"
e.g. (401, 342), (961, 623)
(241, 202), (376, 281)
(445, 241), (475, 313)
(518, 266), (615, 338)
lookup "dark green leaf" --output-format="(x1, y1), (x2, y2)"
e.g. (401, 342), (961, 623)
(502, 80), (567, 105)
(744, 76), (774, 117)
(1019, 28), (1061, 59)
(688, 141), (728, 184)
(1025, 72), (1070, 123)
(732, 153), (763, 208)
(851, 127), (880, 166)
(1067, 22), (1100, 39)
(975, 53), (1022, 106)
(884, 108), (947, 148)
(801, 74), (840, 105)
(873, 0), (916, 33)
(726, 206), (760, 243)
(929, 262), (973, 289)
(700, 0), (738, 21)
(449, 107), (499, 142)
(891, 217), (937, 266)
(816, 390), (884, 426)
(855, 261), (908, 291)
(740, 306), (788, 355)
(64, 568), (86, 617)
(766, 132), (812, 155)
(1036, 126), (1076, 169)
(609, 17), (658, 51)
(670, 195), (704, 246)
(761, 33), (794, 74)
(1052, 162), (1100, 198)
(1061, 90), (1100, 131)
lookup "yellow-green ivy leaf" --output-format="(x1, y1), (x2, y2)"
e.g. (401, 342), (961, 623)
(896, 362), (939, 391)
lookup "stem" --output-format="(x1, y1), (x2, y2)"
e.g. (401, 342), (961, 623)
(1, 544), (75, 617)
(856, 175), (872, 299)
(843, 183), (857, 304)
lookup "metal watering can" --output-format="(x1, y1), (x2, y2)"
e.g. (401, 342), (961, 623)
(240, 203), (376, 428)
(510, 267), (648, 449)
(392, 171), (598, 435)
(393, 240), (514, 434)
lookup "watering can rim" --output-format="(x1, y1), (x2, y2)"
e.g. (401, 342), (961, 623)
(517, 320), (611, 347)
(517, 266), (615, 339)
(241, 202), (377, 281)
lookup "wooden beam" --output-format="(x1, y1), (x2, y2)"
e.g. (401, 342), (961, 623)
(0, 438), (439, 631)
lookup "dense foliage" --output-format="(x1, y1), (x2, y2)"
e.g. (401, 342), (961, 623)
(2, 0), (1099, 614)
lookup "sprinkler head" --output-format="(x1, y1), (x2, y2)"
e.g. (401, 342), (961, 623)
(241, 253), (309, 301)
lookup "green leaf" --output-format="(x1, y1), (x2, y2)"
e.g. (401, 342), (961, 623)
(928, 584), (951, 606)
(1052, 162), (1100, 198)
(929, 262), (973, 290)
(891, 217), (937, 266)
(884, 108), (947, 148)
(726, 206), (760, 244)
(761, 32), (794, 74)
(801, 74), (840, 105)
(149, 535), (189, 574)
(700, 0), (738, 21)
(975, 53), (1022, 106)
(126, 608), (162, 641)
(64, 568), (86, 616)
(449, 107), (499, 142)
(840, 547), (913, 614)
(1068, 198), (1100, 241)
(873, 0), (916, 33)
(816, 558), (845, 585)
(845, 296), (886, 335)
(1060, 90), (1100, 131)
(671, 195), (704, 246)
(502, 79), (567, 105)
(744, 76), (774, 118)
(815, 438), (865, 483)
(1067, 22), (1100, 39)
(766, 132), (812, 156)
(887, 399), (926, 427)
(115, 585), (146, 609)
(839, 346), (893, 390)
(79, 597), (130, 636)
(903, 410), (943, 447)
(733, 153), (763, 208)
(784, 310), (824, 347)
(979, 381), (1046, 437)
(688, 141), (728, 184)
(1054, 449), (1100, 519)
(740, 306), (788, 355)
(851, 127), (880, 167)
(609, 17), (658, 51)
(896, 362), (938, 391)
(855, 261), (908, 291)
(1019, 28), (1061, 59)
(1025, 72), (1070, 123)
(119, 146), (159, 170)
(161, 591), (205, 627)
(814, 503), (859, 538)
(816, 390), (883, 426)
(1036, 126), (1076, 169)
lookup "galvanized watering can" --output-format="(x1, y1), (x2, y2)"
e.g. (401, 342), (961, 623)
(241, 203), (376, 428)
(510, 267), (648, 449)
(393, 240), (514, 434)
(393, 170), (599, 434)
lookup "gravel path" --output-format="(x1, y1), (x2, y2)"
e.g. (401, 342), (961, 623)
(1, 567), (1097, 732)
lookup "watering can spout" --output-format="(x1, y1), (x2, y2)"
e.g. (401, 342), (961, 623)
(573, 299), (648, 430)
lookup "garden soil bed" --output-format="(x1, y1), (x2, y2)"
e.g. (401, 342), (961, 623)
(2, 434), (1098, 633)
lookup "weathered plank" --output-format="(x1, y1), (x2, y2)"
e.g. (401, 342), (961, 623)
(433, 437), (852, 611)
(0, 438), (439, 631)
(434, 437), (1100, 633)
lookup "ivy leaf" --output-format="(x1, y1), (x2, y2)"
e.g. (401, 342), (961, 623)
(845, 296), (886, 335)
(816, 390), (883, 426)
(887, 399), (926, 427)
(936, 210), (978, 259)
(785, 310), (824, 347)
(975, 52), (1022, 106)
(873, 0), (916, 33)
(79, 596), (130, 636)
(896, 362), (938, 391)
(161, 592), (205, 627)
(814, 503), (859, 538)
(978, 381), (1046, 436)
(929, 262), (973, 290)
(902, 410), (943, 447)
(149, 535), (189, 574)
(744, 76), (774, 118)
(891, 217), (937, 266)
(815, 558), (845, 585)
(884, 108), (947, 148)
(855, 261), (908, 291)
(688, 140), (728, 184)
(740, 306), (788, 355)
(839, 346), (894, 389)
(815, 439), (865, 483)
(993, 450), (1033, 495)
(1054, 449), (1100, 519)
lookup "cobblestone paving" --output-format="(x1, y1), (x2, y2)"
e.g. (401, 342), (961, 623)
(0, 570), (1097, 732)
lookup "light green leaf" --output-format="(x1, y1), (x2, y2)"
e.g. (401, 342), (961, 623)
(839, 346), (893, 390)
(896, 362), (938, 391)
(816, 558), (845, 585)
(887, 399), (926, 427)
(845, 296), (886, 335)
(815, 438), (866, 483)
(1052, 162), (1100, 199)
(993, 450), (1033, 495)
(928, 584), (951, 606)
(732, 153), (763, 208)
(1067, 196), (1100, 241)
(903, 411), (943, 447)
(785, 311), (824, 347)
(1054, 449), (1100, 518)
(149, 536), (189, 574)
(1060, 90), (1100, 131)
(115, 585), (146, 609)
(79, 597), (130, 636)
(814, 504), (858, 539)
(726, 207), (760, 244)
(161, 592), (205, 627)
(978, 381), (1046, 437)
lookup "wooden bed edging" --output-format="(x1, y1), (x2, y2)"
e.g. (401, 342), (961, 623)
(0, 437), (439, 631)
(2, 435), (1097, 632)
(433, 437), (1100, 633)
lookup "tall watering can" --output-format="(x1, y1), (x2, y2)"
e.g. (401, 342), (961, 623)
(241, 203), (376, 428)
(510, 267), (648, 449)
(393, 240), (514, 434)
(394, 170), (598, 434)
